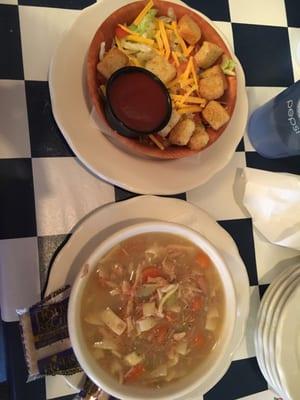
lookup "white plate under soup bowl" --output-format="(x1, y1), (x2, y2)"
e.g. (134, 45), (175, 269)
(68, 221), (237, 400)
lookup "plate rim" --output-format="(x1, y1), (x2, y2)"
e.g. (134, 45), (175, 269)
(275, 280), (300, 400)
(265, 274), (300, 394)
(254, 264), (300, 395)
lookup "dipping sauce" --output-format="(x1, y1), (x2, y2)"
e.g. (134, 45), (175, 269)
(107, 69), (170, 133)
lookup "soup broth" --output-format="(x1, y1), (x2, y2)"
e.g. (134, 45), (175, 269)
(81, 232), (224, 387)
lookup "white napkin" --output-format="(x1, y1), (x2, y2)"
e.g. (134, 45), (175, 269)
(242, 167), (300, 251)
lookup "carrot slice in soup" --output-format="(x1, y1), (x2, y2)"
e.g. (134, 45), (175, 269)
(142, 266), (162, 283)
(124, 363), (145, 383)
(193, 333), (205, 347)
(191, 296), (203, 312)
(195, 251), (211, 269)
(153, 324), (169, 344)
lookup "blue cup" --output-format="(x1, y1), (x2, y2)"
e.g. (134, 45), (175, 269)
(247, 80), (300, 158)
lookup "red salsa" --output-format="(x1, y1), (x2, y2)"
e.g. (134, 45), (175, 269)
(108, 71), (169, 132)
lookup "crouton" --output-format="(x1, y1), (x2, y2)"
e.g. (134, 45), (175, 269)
(188, 123), (210, 150)
(200, 64), (228, 90)
(97, 48), (129, 79)
(169, 118), (195, 146)
(145, 54), (176, 84)
(199, 75), (225, 100)
(158, 109), (181, 137)
(202, 100), (230, 130)
(178, 14), (201, 45)
(194, 41), (223, 69)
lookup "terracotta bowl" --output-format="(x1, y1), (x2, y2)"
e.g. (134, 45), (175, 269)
(87, 0), (237, 160)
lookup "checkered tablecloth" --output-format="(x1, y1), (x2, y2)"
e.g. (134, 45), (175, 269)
(0, 0), (300, 399)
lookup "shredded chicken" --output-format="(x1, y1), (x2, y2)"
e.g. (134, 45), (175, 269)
(162, 257), (176, 280)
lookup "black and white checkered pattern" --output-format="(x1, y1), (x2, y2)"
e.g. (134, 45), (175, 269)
(0, 0), (300, 399)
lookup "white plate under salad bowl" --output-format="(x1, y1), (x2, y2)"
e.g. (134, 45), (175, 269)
(49, 0), (248, 195)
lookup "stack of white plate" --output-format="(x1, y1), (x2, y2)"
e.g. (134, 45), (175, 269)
(255, 263), (300, 400)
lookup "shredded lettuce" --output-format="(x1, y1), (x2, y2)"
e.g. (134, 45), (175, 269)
(167, 7), (176, 21)
(159, 16), (173, 24)
(99, 41), (106, 61)
(221, 56), (236, 76)
(129, 9), (158, 38)
(136, 50), (156, 64)
(121, 39), (152, 54)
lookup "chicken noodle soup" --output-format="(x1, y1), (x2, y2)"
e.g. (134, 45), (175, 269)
(81, 233), (224, 387)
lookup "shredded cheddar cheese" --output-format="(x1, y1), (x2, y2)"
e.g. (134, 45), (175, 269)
(186, 45), (195, 56)
(191, 58), (199, 90)
(172, 51), (180, 67)
(166, 77), (179, 88)
(133, 0), (154, 25)
(171, 95), (207, 106)
(177, 106), (204, 114)
(128, 56), (141, 67)
(171, 21), (188, 55)
(118, 24), (159, 49)
(149, 134), (165, 150)
(178, 84), (197, 106)
(158, 19), (170, 60)
(180, 78), (194, 88)
(181, 57), (193, 82)
(155, 31), (164, 52)
(126, 35), (154, 46)
(174, 50), (182, 56)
